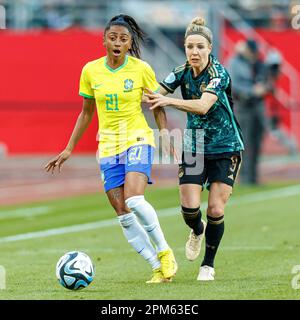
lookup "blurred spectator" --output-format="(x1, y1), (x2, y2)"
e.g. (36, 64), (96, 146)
(270, 8), (288, 30)
(227, 39), (271, 185)
(231, 1), (289, 29)
(264, 49), (298, 155)
(42, 3), (73, 29)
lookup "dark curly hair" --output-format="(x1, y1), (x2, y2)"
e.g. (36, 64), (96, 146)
(105, 14), (146, 59)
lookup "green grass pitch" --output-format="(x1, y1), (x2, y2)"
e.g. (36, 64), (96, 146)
(0, 182), (299, 300)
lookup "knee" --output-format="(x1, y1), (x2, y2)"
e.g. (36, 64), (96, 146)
(207, 203), (224, 218)
(112, 202), (130, 215)
(180, 196), (200, 209)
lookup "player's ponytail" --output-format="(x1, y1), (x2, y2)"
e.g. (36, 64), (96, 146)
(105, 14), (146, 59)
(185, 16), (213, 44)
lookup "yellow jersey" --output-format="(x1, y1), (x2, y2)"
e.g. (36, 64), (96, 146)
(79, 55), (160, 158)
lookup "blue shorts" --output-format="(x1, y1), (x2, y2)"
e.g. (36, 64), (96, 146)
(99, 144), (155, 192)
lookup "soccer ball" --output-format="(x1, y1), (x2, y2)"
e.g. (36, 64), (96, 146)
(56, 251), (95, 290)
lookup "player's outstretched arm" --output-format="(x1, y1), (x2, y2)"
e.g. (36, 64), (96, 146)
(146, 90), (217, 115)
(44, 98), (96, 174)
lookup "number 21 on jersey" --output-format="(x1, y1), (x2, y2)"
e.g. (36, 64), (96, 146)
(105, 94), (119, 111)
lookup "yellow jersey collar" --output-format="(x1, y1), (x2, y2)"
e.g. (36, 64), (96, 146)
(104, 55), (129, 73)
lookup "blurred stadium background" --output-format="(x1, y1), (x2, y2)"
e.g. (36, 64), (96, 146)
(1, 0), (300, 205)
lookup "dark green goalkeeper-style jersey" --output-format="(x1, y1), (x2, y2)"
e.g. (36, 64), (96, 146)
(160, 54), (244, 154)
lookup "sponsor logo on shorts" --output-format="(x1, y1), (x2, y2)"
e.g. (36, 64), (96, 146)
(228, 156), (238, 180)
(101, 172), (106, 183)
(178, 166), (184, 178)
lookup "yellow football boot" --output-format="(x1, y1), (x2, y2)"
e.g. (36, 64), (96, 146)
(146, 268), (170, 284)
(158, 248), (178, 279)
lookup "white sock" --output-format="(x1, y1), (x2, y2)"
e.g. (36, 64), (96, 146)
(118, 212), (161, 270)
(125, 196), (169, 253)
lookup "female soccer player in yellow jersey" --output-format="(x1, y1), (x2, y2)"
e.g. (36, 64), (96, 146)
(45, 14), (177, 283)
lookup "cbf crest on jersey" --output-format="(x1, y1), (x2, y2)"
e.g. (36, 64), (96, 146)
(124, 79), (134, 92)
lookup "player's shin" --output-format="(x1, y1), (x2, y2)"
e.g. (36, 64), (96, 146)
(118, 212), (160, 270)
(125, 195), (169, 253)
(201, 215), (225, 267)
(181, 206), (204, 235)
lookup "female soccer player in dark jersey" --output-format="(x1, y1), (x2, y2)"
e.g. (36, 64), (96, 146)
(45, 14), (177, 284)
(146, 17), (244, 281)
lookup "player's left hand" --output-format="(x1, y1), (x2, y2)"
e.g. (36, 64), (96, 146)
(44, 149), (71, 174)
(144, 88), (171, 110)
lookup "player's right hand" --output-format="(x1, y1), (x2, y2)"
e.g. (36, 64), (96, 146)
(44, 149), (71, 174)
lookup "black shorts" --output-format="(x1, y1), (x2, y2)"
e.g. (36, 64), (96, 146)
(178, 151), (242, 189)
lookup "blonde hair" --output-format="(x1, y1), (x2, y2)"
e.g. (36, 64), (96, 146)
(185, 17), (213, 44)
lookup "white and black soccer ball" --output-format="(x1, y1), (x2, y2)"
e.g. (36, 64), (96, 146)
(56, 251), (95, 290)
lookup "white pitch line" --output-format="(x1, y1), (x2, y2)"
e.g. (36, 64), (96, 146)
(227, 184), (300, 206)
(0, 184), (299, 244)
(0, 206), (51, 220)
(0, 219), (119, 243)
(12, 245), (275, 256)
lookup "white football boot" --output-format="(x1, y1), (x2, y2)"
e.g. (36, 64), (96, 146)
(185, 220), (206, 261)
(197, 265), (215, 281)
